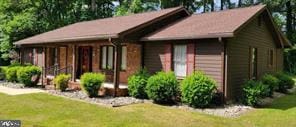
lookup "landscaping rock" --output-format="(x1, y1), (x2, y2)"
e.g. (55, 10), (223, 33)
(47, 90), (145, 107)
(171, 104), (253, 117)
(0, 81), (24, 89)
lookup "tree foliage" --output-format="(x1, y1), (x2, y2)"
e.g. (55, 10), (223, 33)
(0, 0), (295, 64)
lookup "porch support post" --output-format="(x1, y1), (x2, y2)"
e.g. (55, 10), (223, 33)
(112, 41), (121, 97)
(72, 45), (77, 81)
(42, 47), (46, 86)
(19, 47), (23, 64)
(43, 47), (46, 76)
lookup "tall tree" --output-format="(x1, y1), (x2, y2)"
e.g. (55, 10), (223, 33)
(286, 0), (293, 40)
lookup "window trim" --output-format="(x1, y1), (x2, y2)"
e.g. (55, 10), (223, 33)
(100, 45), (115, 70)
(100, 45), (127, 71)
(268, 49), (274, 67)
(249, 47), (258, 80)
(120, 45), (127, 71)
(173, 44), (187, 78)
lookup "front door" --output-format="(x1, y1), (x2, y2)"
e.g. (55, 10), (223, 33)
(78, 46), (92, 78)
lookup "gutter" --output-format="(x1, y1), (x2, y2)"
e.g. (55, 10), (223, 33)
(14, 34), (119, 46)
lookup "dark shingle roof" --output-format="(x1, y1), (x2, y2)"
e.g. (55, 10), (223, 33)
(142, 5), (266, 41)
(15, 7), (184, 45)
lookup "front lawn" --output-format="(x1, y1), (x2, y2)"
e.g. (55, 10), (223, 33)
(0, 92), (295, 127)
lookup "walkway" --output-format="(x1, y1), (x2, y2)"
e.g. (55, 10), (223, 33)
(0, 86), (45, 95)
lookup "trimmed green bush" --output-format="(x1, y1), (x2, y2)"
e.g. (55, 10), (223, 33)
(181, 71), (217, 108)
(54, 74), (71, 91)
(146, 71), (179, 103)
(80, 73), (105, 97)
(128, 68), (150, 99)
(275, 72), (295, 93)
(260, 74), (280, 97)
(0, 66), (8, 80)
(17, 66), (41, 87)
(8, 62), (22, 67)
(6, 66), (21, 82)
(242, 80), (269, 106)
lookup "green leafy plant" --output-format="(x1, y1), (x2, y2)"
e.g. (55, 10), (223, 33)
(181, 71), (217, 108)
(80, 73), (105, 97)
(146, 71), (179, 104)
(0, 66), (8, 80)
(5, 66), (21, 82)
(54, 74), (71, 91)
(275, 72), (295, 93)
(128, 68), (150, 99)
(242, 80), (269, 106)
(260, 74), (280, 97)
(17, 66), (41, 87)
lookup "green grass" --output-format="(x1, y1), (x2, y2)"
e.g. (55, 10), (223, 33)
(0, 92), (295, 127)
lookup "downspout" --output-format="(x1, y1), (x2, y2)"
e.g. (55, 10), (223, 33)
(219, 37), (228, 102)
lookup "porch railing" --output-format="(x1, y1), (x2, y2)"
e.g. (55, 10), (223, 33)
(42, 65), (73, 78)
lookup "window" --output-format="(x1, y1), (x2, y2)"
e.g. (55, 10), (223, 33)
(268, 49), (274, 67)
(49, 48), (58, 66)
(101, 46), (114, 70)
(173, 45), (187, 77)
(121, 46), (127, 70)
(250, 47), (258, 80)
(100, 45), (127, 70)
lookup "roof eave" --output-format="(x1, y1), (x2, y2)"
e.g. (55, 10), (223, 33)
(141, 33), (234, 41)
(118, 7), (189, 38)
(14, 34), (119, 46)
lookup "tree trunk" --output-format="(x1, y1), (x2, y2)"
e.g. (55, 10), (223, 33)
(286, 0), (292, 39)
(211, 0), (215, 12)
(238, 0), (242, 7)
(226, 0), (231, 9)
(118, 0), (124, 6)
(203, 0), (207, 13)
(220, 0), (224, 10)
(91, 0), (96, 12)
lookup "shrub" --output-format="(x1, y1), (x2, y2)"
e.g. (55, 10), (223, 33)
(242, 80), (269, 106)
(17, 66), (41, 87)
(275, 72), (295, 93)
(284, 47), (296, 74)
(260, 74), (280, 97)
(0, 66), (8, 80)
(181, 72), (217, 108)
(146, 71), (179, 103)
(9, 62), (22, 67)
(128, 68), (150, 99)
(80, 73), (105, 97)
(5, 66), (21, 82)
(54, 74), (71, 91)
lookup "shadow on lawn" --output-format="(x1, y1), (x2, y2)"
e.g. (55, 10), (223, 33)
(263, 92), (296, 110)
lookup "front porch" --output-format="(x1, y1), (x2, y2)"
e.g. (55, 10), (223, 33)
(20, 40), (142, 96)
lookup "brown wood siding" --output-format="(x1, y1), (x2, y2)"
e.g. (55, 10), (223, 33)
(226, 15), (283, 100)
(59, 47), (67, 69)
(36, 48), (43, 67)
(144, 43), (166, 74)
(22, 48), (33, 64)
(276, 49), (284, 71)
(195, 40), (224, 91)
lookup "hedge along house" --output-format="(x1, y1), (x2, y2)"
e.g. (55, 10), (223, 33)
(14, 5), (291, 100)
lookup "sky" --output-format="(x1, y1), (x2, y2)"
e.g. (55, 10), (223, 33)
(112, 0), (251, 13)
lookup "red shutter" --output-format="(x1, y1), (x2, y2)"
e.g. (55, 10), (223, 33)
(164, 44), (172, 72)
(187, 43), (195, 75)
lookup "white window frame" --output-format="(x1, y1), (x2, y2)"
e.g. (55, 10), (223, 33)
(173, 44), (187, 77)
(121, 46), (127, 70)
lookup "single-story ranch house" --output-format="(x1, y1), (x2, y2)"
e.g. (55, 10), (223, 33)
(14, 5), (292, 100)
